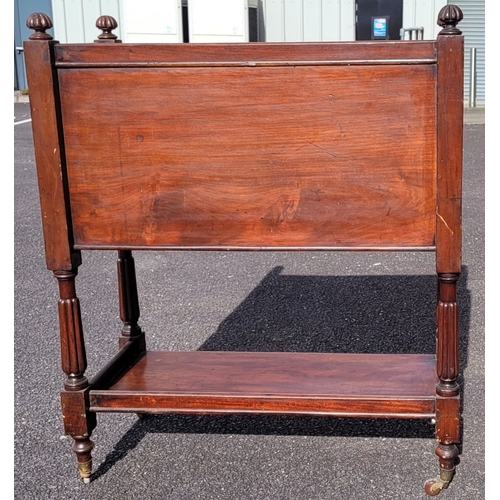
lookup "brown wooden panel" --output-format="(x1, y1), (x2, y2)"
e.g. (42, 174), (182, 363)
(89, 351), (437, 417)
(436, 35), (464, 272)
(59, 64), (436, 249)
(55, 41), (437, 67)
(90, 393), (435, 418)
(23, 40), (81, 270)
(107, 351), (437, 396)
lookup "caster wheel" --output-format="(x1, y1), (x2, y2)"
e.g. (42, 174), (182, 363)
(424, 479), (442, 496)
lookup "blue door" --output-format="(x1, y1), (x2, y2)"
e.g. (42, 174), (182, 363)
(14, 0), (53, 90)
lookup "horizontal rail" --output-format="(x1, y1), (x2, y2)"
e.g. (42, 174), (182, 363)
(74, 245), (437, 252)
(90, 339), (145, 390)
(55, 59), (437, 68)
(54, 41), (437, 67)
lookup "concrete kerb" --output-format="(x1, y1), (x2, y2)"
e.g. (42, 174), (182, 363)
(14, 91), (29, 103)
(463, 106), (485, 124)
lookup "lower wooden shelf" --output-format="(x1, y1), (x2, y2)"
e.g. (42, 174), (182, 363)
(89, 351), (437, 418)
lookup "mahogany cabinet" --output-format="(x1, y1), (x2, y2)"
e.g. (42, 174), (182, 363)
(24, 5), (464, 496)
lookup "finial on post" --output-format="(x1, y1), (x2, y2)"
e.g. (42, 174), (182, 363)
(26, 12), (53, 40)
(437, 4), (463, 35)
(95, 15), (120, 43)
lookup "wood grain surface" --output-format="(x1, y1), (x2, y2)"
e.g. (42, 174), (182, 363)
(59, 64), (436, 249)
(90, 351), (437, 417)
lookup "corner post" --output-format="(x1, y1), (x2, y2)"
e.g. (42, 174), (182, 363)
(425, 4), (464, 496)
(24, 12), (94, 482)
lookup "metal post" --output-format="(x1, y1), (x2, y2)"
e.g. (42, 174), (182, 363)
(400, 27), (424, 40)
(469, 47), (477, 108)
(14, 48), (18, 91)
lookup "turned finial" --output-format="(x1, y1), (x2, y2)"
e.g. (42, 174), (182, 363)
(437, 4), (463, 35)
(26, 12), (53, 40)
(95, 15), (119, 43)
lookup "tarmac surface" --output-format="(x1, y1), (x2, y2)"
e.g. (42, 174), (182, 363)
(14, 101), (485, 499)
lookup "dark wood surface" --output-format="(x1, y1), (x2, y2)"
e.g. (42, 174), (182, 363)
(436, 34), (464, 273)
(54, 40), (437, 67)
(23, 39), (81, 270)
(59, 63), (437, 249)
(90, 351), (437, 417)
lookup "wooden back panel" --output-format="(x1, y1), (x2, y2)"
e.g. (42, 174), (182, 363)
(55, 43), (437, 250)
(24, 23), (463, 267)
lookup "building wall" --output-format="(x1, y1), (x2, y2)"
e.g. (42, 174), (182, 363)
(15, 0), (54, 90)
(261, 1), (448, 42)
(48, 0), (357, 43)
(402, 0), (448, 40)
(454, 0), (485, 105)
(47, 0), (453, 44)
(261, 0), (355, 42)
(123, 0), (183, 43)
(187, 0), (252, 43)
(51, 0), (124, 42)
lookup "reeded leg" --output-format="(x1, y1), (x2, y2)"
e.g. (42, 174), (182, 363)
(55, 270), (96, 482)
(425, 273), (461, 496)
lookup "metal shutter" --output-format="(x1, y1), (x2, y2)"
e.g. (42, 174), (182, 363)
(453, 0), (485, 105)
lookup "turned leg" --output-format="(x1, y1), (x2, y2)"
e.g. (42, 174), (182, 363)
(117, 250), (145, 351)
(425, 273), (460, 496)
(117, 251), (147, 418)
(55, 270), (97, 483)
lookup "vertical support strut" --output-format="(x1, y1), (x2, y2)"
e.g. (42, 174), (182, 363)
(433, 273), (460, 488)
(55, 270), (96, 483)
(24, 12), (97, 483)
(117, 250), (146, 352)
(425, 4), (464, 496)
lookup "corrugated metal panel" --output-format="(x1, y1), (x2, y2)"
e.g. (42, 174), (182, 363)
(303, 0), (321, 41)
(262, 0), (285, 41)
(284, 0), (303, 41)
(454, 0), (485, 105)
(322, 0), (342, 41)
(339, 0), (355, 40)
(402, 0), (448, 40)
(51, 0), (124, 43)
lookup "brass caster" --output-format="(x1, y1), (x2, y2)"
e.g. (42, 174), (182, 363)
(78, 459), (92, 484)
(424, 470), (453, 496)
(424, 479), (445, 496)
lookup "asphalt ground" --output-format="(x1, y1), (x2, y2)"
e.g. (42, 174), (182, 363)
(14, 102), (485, 500)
